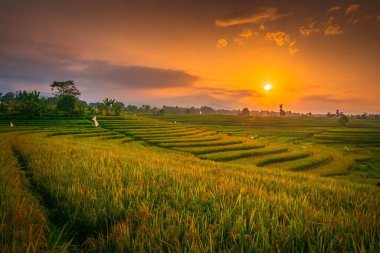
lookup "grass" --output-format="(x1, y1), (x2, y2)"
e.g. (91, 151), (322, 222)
(176, 143), (266, 155)
(199, 147), (289, 161)
(0, 136), (71, 252)
(1, 115), (380, 252)
(255, 152), (312, 166)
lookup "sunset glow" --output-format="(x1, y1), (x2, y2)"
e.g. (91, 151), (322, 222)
(264, 84), (272, 91)
(0, 0), (379, 113)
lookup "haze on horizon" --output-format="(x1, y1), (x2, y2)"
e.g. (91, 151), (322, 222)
(0, 0), (379, 114)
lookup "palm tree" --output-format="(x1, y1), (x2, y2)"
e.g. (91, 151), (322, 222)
(103, 98), (115, 115)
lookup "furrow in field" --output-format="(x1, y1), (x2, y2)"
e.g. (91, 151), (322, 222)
(198, 147), (289, 161)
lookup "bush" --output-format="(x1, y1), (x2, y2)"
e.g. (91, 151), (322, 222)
(338, 115), (349, 127)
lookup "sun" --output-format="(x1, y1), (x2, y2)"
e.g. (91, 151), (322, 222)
(264, 83), (272, 91)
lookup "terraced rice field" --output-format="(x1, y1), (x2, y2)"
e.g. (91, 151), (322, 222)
(1, 116), (374, 179)
(149, 114), (380, 181)
(90, 116), (356, 178)
(1, 116), (380, 252)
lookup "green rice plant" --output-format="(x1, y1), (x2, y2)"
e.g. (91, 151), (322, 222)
(175, 143), (266, 155)
(279, 154), (332, 171)
(157, 140), (243, 148)
(255, 152), (312, 166)
(146, 136), (222, 144)
(134, 130), (208, 139)
(6, 134), (380, 252)
(0, 137), (72, 252)
(199, 147), (289, 161)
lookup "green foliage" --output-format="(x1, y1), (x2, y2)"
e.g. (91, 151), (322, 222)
(113, 102), (124, 116)
(57, 95), (77, 116)
(15, 90), (43, 118)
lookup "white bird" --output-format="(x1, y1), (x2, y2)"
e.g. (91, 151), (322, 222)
(92, 116), (99, 128)
(9, 122), (14, 127)
(174, 121), (177, 124)
(344, 146), (350, 151)
(199, 111), (202, 115)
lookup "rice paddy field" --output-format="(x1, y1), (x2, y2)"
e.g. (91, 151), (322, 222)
(1, 115), (379, 252)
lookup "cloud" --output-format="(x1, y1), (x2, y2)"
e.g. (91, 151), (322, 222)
(324, 17), (343, 36)
(0, 43), (199, 91)
(299, 95), (362, 104)
(82, 62), (199, 88)
(240, 28), (253, 38)
(195, 87), (262, 99)
(148, 87), (262, 109)
(288, 40), (298, 54)
(345, 4), (360, 15)
(215, 7), (290, 27)
(299, 21), (319, 37)
(345, 4), (360, 24)
(233, 28), (259, 45)
(265, 31), (289, 46)
(216, 38), (228, 48)
(327, 6), (342, 13)
(259, 24), (265, 30)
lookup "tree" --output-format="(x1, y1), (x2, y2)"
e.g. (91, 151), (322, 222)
(0, 92), (16, 114)
(113, 101), (124, 116)
(1, 92), (15, 101)
(97, 103), (105, 115)
(338, 115), (349, 127)
(15, 91), (42, 118)
(103, 98), (115, 115)
(140, 104), (151, 112)
(240, 108), (250, 116)
(126, 105), (138, 112)
(200, 106), (214, 114)
(57, 95), (77, 116)
(51, 80), (81, 97)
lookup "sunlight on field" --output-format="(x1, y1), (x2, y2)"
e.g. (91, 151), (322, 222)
(1, 115), (380, 251)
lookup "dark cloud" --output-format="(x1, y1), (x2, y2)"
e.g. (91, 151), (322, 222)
(195, 87), (262, 98)
(0, 43), (198, 90)
(299, 95), (362, 104)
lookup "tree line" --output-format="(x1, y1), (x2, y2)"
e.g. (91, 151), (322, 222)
(0, 80), (225, 118)
(0, 81), (127, 118)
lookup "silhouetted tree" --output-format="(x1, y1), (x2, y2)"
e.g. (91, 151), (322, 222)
(51, 80), (81, 97)
(338, 114), (349, 127)
(126, 105), (138, 112)
(200, 106), (214, 114)
(240, 108), (250, 116)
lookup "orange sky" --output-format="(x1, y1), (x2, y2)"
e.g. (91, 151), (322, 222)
(0, 0), (379, 113)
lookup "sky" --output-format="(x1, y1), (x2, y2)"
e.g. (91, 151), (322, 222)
(0, 0), (379, 113)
